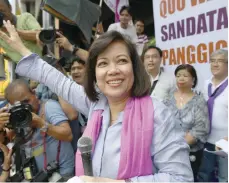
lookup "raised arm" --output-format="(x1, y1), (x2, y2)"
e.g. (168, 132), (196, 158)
(16, 54), (90, 117)
(0, 20), (91, 117)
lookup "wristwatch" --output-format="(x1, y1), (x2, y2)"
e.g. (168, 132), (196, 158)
(2, 166), (11, 172)
(72, 45), (79, 55)
(40, 122), (49, 133)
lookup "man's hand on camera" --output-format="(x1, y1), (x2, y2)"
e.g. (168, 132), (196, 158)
(0, 107), (10, 127)
(56, 32), (73, 52)
(31, 113), (45, 129)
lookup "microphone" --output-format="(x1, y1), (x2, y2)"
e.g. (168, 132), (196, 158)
(77, 136), (93, 176)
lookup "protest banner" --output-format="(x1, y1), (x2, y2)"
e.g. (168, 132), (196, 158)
(153, 0), (228, 89)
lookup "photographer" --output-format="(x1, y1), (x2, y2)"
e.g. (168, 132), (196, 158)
(56, 32), (88, 62)
(0, 79), (74, 181)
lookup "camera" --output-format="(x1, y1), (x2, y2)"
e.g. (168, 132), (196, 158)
(39, 29), (59, 44)
(32, 161), (62, 182)
(10, 158), (63, 182)
(7, 102), (33, 140)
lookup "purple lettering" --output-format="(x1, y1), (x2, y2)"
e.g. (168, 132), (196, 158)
(206, 10), (217, 32)
(186, 17), (196, 36)
(197, 13), (207, 34)
(161, 25), (168, 41)
(217, 7), (228, 30)
(169, 23), (176, 40)
(177, 19), (185, 39)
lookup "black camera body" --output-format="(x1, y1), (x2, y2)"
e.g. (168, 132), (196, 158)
(6, 102), (63, 182)
(8, 102), (32, 129)
(6, 102), (34, 143)
(32, 161), (61, 182)
(10, 158), (62, 182)
(10, 156), (38, 182)
(39, 29), (59, 44)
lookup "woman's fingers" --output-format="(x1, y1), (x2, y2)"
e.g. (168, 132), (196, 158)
(3, 20), (18, 37)
(0, 30), (10, 43)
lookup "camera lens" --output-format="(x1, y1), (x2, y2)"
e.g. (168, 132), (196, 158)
(14, 111), (27, 125)
(10, 109), (32, 127)
(39, 30), (57, 44)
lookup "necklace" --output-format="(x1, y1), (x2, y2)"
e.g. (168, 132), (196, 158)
(178, 94), (185, 108)
(176, 90), (193, 109)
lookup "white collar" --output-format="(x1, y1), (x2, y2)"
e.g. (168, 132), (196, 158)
(210, 76), (228, 88)
(151, 73), (160, 82)
(150, 69), (161, 83)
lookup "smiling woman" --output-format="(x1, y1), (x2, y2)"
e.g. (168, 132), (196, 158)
(84, 31), (150, 102)
(0, 21), (194, 182)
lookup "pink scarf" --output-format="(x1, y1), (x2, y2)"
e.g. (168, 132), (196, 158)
(75, 96), (154, 179)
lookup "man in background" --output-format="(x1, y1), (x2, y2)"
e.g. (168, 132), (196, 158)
(198, 49), (228, 182)
(142, 45), (175, 101)
(58, 57), (87, 152)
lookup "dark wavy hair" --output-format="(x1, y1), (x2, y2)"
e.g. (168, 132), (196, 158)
(175, 64), (198, 88)
(84, 31), (151, 102)
(119, 6), (133, 16)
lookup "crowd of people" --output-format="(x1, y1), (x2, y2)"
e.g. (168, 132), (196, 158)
(0, 1), (227, 182)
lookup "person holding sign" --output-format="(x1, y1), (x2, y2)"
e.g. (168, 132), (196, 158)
(198, 49), (228, 182)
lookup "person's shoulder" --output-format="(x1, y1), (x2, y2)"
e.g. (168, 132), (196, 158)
(91, 94), (107, 111)
(194, 92), (207, 105)
(17, 12), (34, 19)
(108, 23), (118, 30)
(150, 96), (170, 115)
(143, 34), (148, 38)
(113, 22), (120, 26)
(203, 78), (212, 91)
(128, 24), (135, 29)
(44, 99), (68, 123)
(205, 78), (212, 84)
(44, 99), (62, 114)
(160, 70), (175, 86)
(160, 70), (173, 78)
(149, 96), (175, 127)
(150, 96), (167, 108)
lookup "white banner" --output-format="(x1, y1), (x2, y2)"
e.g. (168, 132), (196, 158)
(153, 0), (228, 89)
(104, 0), (129, 14)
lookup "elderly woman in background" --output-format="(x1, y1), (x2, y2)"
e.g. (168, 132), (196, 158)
(0, 20), (193, 182)
(163, 64), (209, 181)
